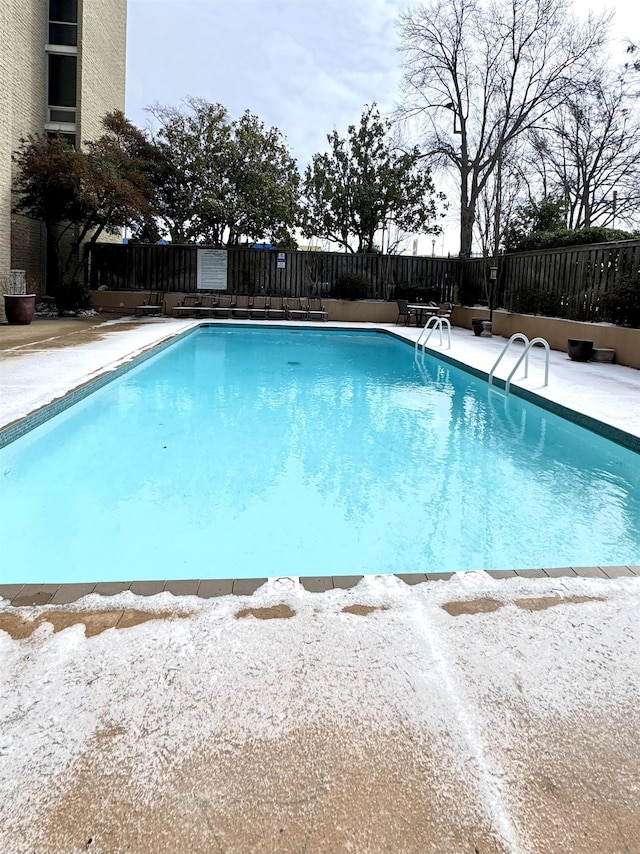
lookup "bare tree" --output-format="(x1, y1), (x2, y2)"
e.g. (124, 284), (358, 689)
(525, 72), (640, 229)
(475, 143), (526, 256)
(397, 0), (609, 256)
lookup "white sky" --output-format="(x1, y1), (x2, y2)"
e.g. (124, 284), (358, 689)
(125, 0), (640, 254)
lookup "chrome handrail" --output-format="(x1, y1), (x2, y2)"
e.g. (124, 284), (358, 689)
(489, 333), (530, 388)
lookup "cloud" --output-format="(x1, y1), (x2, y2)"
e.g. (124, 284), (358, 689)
(126, 0), (406, 167)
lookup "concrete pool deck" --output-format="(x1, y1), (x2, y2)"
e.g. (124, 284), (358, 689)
(1, 316), (640, 853)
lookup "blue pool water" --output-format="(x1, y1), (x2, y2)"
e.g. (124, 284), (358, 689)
(2, 327), (639, 584)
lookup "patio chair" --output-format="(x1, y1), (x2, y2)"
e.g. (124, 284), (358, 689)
(249, 295), (268, 319)
(172, 294), (201, 317)
(438, 302), (453, 323)
(396, 299), (417, 326)
(135, 291), (164, 316)
(308, 298), (327, 322)
(265, 296), (286, 320)
(287, 297), (310, 320)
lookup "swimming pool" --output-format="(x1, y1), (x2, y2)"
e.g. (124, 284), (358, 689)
(2, 326), (639, 584)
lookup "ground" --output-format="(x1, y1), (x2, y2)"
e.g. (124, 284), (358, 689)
(1, 574), (639, 854)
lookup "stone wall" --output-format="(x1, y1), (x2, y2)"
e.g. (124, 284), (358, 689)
(0, 0), (127, 300)
(78, 0), (127, 144)
(0, 0), (47, 303)
(455, 307), (640, 370)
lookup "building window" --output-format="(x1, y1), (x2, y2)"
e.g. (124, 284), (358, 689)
(47, 131), (77, 148)
(48, 53), (77, 109)
(49, 0), (78, 46)
(49, 108), (76, 123)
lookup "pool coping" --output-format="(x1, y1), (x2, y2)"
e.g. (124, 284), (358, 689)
(383, 327), (640, 454)
(1, 566), (639, 606)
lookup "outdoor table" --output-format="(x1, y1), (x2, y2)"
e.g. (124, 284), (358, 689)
(407, 304), (441, 325)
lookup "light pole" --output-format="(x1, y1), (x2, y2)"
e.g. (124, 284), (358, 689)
(481, 265), (498, 337)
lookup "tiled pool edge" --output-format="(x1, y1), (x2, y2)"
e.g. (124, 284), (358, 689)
(4, 321), (639, 454)
(385, 328), (640, 454)
(1, 566), (638, 606)
(0, 324), (199, 449)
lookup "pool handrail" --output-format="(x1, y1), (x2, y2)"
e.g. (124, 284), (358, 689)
(415, 316), (451, 354)
(505, 337), (550, 395)
(489, 333), (530, 389)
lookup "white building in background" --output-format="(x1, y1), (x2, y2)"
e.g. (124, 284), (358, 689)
(0, 0), (127, 292)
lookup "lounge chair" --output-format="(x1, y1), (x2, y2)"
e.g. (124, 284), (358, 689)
(249, 295), (268, 319)
(172, 294), (201, 317)
(210, 295), (233, 318)
(135, 291), (164, 316)
(265, 296), (286, 320)
(308, 298), (327, 322)
(287, 297), (310, 320)
(189, 295), (219, 317)
(231, 295), (250, 318)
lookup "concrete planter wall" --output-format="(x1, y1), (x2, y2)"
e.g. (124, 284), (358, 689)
(455, 307), (640, 370)
(88, 291), (640, 370)
(90, 291), (399, 324)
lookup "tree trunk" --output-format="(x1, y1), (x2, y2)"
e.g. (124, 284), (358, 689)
(45, 222), (60, 297)
(460, 206), (475, 257)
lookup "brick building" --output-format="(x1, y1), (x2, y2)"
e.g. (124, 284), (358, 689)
(0, 0), (127, 295)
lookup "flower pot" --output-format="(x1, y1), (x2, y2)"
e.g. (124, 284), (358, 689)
(471, 317), (485, 336)
(567, 339), (593, 362)
(480, 320), (493, 337)
(4, 294), (36, 325)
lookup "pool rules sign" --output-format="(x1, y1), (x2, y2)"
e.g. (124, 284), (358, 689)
(197, 248), (227, 290)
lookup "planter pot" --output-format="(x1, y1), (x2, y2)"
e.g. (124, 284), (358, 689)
(567, 339), (593, 362)
(471, 317), (485, 336)
(4, 294), (36, 325)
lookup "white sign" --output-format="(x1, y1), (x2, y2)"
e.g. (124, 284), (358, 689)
(197, 248), (227, 290)
(277, 252), (286, 269)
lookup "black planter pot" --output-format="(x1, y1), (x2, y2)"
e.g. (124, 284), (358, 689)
(567, 339), (593, 362)
(471, 317), (485, 336)
(4, 294), (36, 325)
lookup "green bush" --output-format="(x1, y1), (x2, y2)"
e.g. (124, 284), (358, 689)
(331, 273), (371, 300)
(514, 226), (636, 252)
(509, 287), (564, 317)
(54, 279), (90, 315)
(457, 282), (484, 307)
(601, 278), (640, 328)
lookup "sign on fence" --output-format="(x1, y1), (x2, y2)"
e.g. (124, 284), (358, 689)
(197, 248), (227, 290)
(277, 252), (286, 269)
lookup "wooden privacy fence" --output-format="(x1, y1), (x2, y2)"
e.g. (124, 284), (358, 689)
(87, 244), (458, 302)
(459, 240), (640, 323)
(502, 240), (640, 323)
(87, 239), (640, 325)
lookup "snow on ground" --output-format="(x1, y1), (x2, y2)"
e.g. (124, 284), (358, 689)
(1, 572), (639, 854)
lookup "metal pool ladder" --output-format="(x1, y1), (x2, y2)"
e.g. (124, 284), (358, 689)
(489, 333), (550, 396)
(415, 316), (451, 354)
